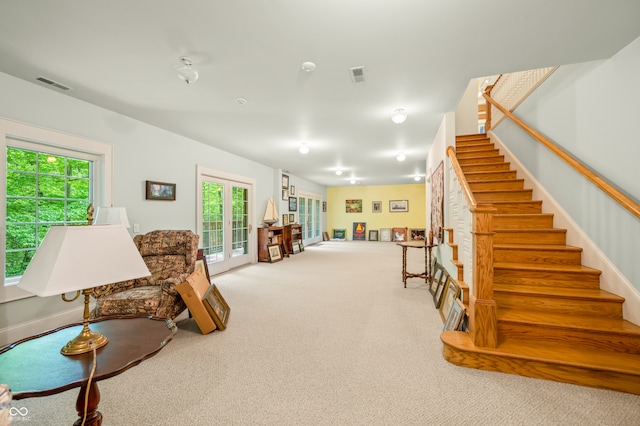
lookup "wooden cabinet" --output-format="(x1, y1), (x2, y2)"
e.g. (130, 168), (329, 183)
(257, 226), (284, 262)
(284, 224), (303, 254)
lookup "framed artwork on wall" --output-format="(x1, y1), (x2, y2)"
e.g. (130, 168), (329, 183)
(372, 201), (382, 213)
(282, 174), (289, 189)
(346, 199), (362, 213)
(289, 196), (297, 212)
(368, 230), (379, 241)
(353, 222), (366, 240)
(389, 200), (408, 212)
(145, 180), (176, 201)
(380, 228), (391, 242)
(431, 161), (445, 242)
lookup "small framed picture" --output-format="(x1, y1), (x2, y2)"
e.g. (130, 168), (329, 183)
(439, 277), (462, 322)
(333, 229), (346, 239)
(409, 229), (426, 241)
(372, 201), (382, 213)
(389, 200), (409, 212)
(429, 264), (444, 296)
(282, 174), (289, 189)
(322, 201), (327, 212)
(289, 213), (295, 223)
(282, 189), (289, 200)
(392, 227), (407, 242)
(145, 180), (176, 201)
(202, 284), (231, 331)
(282, 214), (289, 225)
(289, 196), (297, 212)
(434, 273), (451, 309)
(290, 185), (296, 195)
(299, 241), (304, 251)
(292, 241), (301, 254)
(380, 228), (391, 242)
(443, 299), (466, 332)
(268, 244), (283, 262)
(368, 230), (379, 241)
(196, 249), (210, 281)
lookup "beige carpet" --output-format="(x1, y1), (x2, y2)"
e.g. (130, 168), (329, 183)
(11, 241), (640, 425)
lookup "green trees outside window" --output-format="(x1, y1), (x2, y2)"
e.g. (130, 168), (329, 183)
(5, 147), (92, 277)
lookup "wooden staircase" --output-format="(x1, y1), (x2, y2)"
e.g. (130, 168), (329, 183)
(441, 134), (640, 394)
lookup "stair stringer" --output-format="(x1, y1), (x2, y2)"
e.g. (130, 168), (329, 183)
(488, 131), (640, 325)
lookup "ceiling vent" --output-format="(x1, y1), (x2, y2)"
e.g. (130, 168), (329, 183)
(349, 66), (366, 84)
(36, 76), (72, 91)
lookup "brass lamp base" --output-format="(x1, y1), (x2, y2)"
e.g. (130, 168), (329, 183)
(60, 287), (109, 356)
(61, 325), (109, 355)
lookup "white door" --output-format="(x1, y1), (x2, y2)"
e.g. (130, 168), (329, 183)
(198, 167), (255, 275)
(298, 192), (322, 246)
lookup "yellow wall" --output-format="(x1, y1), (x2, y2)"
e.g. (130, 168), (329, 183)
(327, 184), (426, 239)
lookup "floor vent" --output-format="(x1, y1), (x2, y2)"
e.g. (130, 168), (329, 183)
(349, 66), (366, 84)
(36, 76), (72, 91)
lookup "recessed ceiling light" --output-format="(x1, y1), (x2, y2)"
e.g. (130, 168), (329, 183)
(350, 179), (356, 184)
(391, 108), (407, 124)
(414, 176), (421, 181)
(335, 170), (343, 176)
(396, 152), (406, 161)
(301, 61), (316, 72)
(299, 144), (310, 154)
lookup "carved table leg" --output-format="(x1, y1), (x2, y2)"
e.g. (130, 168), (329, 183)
(74, 380), (102, 426)
(402, 246), (407, 288)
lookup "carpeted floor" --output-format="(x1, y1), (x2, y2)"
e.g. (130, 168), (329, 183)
(10, 241), (640, 425)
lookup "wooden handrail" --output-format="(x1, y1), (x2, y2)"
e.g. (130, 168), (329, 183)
(446, 146), (477, 208)
(484, 92), (640, 220)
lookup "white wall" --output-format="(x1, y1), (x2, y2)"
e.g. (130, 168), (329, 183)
(492, 36), (640, 319)
(0, 72), (326, 342)
(454, 79), (479, 136)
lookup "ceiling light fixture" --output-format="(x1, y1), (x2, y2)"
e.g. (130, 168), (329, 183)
(335, 170), (343, 176)
(396, 152), (406, 161)
(301, 61), (316, 72)
(299, 144), (310, 154)
(391, 108), (407, 124)
(414, 176), (422, 181)
(350, 179), (356, 184)
(176, 56), (199, 84)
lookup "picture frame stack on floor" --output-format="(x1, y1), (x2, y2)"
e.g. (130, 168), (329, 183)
(430, 258), (468, 332)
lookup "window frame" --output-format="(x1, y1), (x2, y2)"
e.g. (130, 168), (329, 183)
(1, 118), (113, 303)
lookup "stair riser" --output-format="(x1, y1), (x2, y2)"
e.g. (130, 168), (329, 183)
(493, 202), (543, 214)
(493, 214), (553, 229)
(474, 190), (533, 202)
(495, 293), (622, 318)
(465, 172), (518, 182)
(457, 149), (500, 159)
(461, 163), (511, 173)
(494, 270), (601, 289)
(456, 136), (490, 144)
(497, 322), (640, 355)
(494, 231), (566, 245)
(442, 342), (640, 394)
(469, 180), (524, 191)
(493, 248), (582, 265)
(456, 144), (495, 153)
(458, 155), (505, 165)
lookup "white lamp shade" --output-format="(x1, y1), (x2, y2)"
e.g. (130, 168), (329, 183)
(93, 207), (131, 227)
(17, 225), (150, 297)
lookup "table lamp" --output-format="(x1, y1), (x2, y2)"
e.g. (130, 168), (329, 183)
(17, 225), (150, 356)
(92, 206), (131, 228)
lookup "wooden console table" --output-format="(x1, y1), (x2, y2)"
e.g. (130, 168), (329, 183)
(397, 241), (436, 288)
(0, 315), (176, 425)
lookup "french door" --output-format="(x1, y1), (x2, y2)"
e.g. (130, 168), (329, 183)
(197, 166), (255, 275)
(297, 192), (322, 245)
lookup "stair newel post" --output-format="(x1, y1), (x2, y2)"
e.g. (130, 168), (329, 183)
(469, 204), (498, 348)
(484, 84), (494, 132)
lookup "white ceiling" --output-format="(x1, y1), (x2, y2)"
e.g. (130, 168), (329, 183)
(1, 1), (639, 186)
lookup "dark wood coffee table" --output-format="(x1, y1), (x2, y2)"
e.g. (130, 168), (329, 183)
(0, 315), (176, 425)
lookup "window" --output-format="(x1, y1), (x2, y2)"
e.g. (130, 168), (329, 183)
(1, 118), (113, 302)
(5, 146), (93, 277)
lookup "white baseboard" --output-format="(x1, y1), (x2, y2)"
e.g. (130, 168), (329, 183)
(0, 305), (85, 346)
(489, 131), (640, 325)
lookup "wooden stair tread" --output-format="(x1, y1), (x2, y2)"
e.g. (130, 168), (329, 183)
(441, 331), (640, 375)
(494, 262), (601, 274)
(493, 243), (581, 252)
(497, 309), (639, 333)
(494, 283), (624, 301)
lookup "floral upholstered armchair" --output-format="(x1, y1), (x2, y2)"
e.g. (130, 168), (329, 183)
(92, 230), (199, 319)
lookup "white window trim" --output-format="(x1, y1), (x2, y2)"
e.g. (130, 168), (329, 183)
(1, 118), (113, 303)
